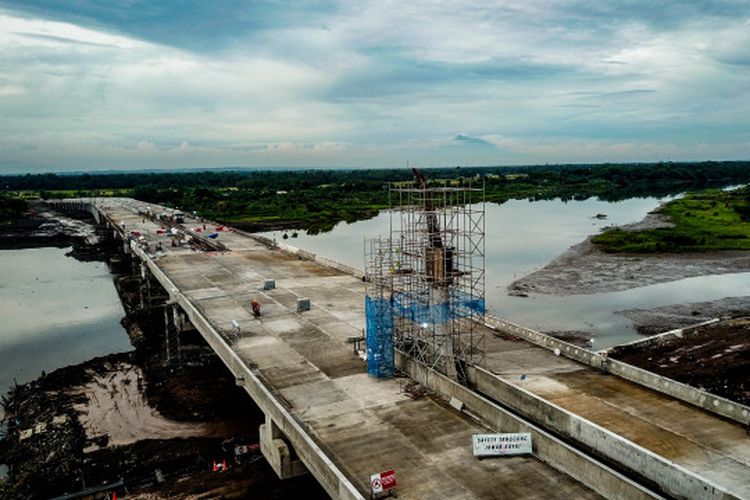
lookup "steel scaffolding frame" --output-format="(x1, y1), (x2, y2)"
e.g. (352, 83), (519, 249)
(364, 180), (485, 382)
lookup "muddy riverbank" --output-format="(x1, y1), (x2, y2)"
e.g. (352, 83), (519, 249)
(0, 209), (328, 499)
(508, 209), (750, 363)
(615, 296), (750, 336)
(508, 213), (750, 296)
(0, 348), (326, 498)
(605, 297), (750, 406)
(608, 316), (750, 405)
(0, 204), (113, 261)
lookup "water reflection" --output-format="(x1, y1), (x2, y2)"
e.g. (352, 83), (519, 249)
(501, 272), (750, 348)
(260, 196), (749, 348)
(0, 247), (131, 404)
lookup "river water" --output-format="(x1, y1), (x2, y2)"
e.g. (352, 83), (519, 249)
(0, 197), (746, 393)
(0, 247), (132, 407)
(261, 196), (750, 349)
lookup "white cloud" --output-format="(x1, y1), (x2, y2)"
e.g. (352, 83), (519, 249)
(135, 140), (158, 153)
(0, 12), (145, 49)
(0, 3), (749, 172)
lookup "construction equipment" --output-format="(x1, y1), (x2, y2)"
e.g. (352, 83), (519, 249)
(364, 169), (486, 382)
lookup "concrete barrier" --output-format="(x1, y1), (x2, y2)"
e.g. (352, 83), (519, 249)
(196, 216), (750, 427)
(129, 241), (365, 500)
(394, 352), (660, 500)
(92, 208), (364, 499)
(92, 199), (745, 498)
(469, 365), (738, 500)
(483, 315), (607, 369)
(244, 233), (366, 279)
(46, 198), (101, 224)
(483, 314), (750, 426)
(605, 318), (720, 352)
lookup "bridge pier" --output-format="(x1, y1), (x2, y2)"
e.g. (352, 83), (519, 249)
(139, 263), (148, 310)
(136, 263), (170, 313)
(163, 303), (183, 367)
(260, 414), (308, 480)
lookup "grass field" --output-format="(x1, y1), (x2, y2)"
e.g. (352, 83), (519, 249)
(592, 189), (750, 253)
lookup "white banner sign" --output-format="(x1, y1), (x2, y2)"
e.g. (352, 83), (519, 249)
(472, 433), (532, 456)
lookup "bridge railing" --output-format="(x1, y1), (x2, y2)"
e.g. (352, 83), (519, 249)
(93, 197), (749, 427)
(88, 202), (363, 499)
(129, 240), (365, 500)
(483, 314), (750, 426)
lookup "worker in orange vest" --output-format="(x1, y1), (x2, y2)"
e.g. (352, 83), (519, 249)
(251, 298), (261, 318)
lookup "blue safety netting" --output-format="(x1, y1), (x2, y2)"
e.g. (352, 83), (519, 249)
(365, 290), (484, 379)
(365, 296), (395, 378)
(392, 290), (485, 325)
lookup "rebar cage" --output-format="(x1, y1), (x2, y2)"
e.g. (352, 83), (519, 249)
(364, 180), (486, 382)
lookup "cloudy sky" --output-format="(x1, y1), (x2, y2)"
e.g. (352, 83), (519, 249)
(0, 1), (749, 173)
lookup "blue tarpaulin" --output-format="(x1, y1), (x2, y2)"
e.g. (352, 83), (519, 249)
(392, 290), (485, 325)
(364, 290), (484, 379)
(365, 296), (395, 378)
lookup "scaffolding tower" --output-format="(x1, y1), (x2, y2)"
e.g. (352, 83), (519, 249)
(365, 178), (486, 383)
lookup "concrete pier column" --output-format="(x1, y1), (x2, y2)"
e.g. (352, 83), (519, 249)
(172, 306), (183, 362)
(129, 252), (138, 277)
(163, 303), (183, 366)
(260, 414), (307, 479)
(138, 264), (149, 311)
(172, 307), (184, 332)
(163, 305), (171, 364)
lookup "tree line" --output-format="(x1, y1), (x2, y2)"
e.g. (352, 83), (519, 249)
(2, 161), (749, 231)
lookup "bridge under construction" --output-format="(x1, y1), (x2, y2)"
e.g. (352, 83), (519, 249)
(47, 197), (750, 500)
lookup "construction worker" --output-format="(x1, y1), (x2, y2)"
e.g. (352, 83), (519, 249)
(251, 298), (261, 318)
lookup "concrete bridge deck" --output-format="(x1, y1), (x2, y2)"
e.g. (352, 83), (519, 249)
(51, 198), (750, 499)
(91, 198), (609, 499)
(479, 331), (750, 498)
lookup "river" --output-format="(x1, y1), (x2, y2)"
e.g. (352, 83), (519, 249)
(260, 196), (750, 349)
(0, 197), (745, 388)
(0, 247), (132, 409)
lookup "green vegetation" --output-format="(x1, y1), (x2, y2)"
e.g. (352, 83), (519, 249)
(0, 192), (27, 223)
(0, 479), (19, 499)
(593, 188), (750, 253)
(2, 161), (750, 232)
